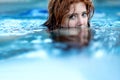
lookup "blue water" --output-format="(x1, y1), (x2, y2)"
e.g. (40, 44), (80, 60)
(0, 5), (120, 80)
(0, 6), (120, 59)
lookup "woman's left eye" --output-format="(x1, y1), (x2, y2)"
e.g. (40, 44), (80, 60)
(82, 12), (87, 17)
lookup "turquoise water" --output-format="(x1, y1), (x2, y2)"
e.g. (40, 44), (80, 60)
(0, 4), (120, 80)
(0, 6), (120, 59)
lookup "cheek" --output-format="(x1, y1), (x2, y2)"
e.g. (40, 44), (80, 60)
(84, 18), (88, 25)
(61, 19), (77, 27)
(62, 18), (88, 27)
(68, 20), (77, 27)
(61, 19), (69, 27)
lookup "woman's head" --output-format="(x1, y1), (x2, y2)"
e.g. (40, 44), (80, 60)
(44, 0), (94, 30)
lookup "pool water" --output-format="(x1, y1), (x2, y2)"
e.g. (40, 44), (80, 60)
(0, 5), (120, 80)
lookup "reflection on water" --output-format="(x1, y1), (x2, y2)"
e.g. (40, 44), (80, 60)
(50, 27), (91, 48)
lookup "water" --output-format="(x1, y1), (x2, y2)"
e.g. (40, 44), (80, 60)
(0, 4), (120, 80)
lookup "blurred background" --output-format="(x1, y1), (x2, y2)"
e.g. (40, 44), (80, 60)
(94, 0), (120, 6)
(0, 0), (120, 17)
(0, 0), (48, 13)
(0, 0), (48, 17)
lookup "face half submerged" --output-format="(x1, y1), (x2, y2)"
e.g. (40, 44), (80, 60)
(44, 0), (94, 30)
(61, 2), (88, 28)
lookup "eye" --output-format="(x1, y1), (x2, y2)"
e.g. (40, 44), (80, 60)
(69, 14), (77, 20)
(82, 12), (87, 17)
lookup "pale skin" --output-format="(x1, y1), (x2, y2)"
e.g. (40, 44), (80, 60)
(62, 2), (88, 28)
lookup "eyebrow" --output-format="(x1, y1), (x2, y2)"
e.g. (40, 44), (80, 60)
(68, 11), (87, 15)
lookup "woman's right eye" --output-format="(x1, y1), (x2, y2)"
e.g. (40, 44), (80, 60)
(69, 14), (76, 20)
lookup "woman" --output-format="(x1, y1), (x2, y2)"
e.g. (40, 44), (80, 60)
(44, 0), (94, 30)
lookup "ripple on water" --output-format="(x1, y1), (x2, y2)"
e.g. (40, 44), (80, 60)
(0, 19), (46, 35)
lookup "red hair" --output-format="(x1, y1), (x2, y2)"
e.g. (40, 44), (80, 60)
(44, 0), (94, 30)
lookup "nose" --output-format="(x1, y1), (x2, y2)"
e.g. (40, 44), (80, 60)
(77, 16), (84, 27)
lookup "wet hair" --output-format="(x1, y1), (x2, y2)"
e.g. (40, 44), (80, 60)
(44, 0), (94, 30)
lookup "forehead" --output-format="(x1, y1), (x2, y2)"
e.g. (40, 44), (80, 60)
(69, 2), (86, 14)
